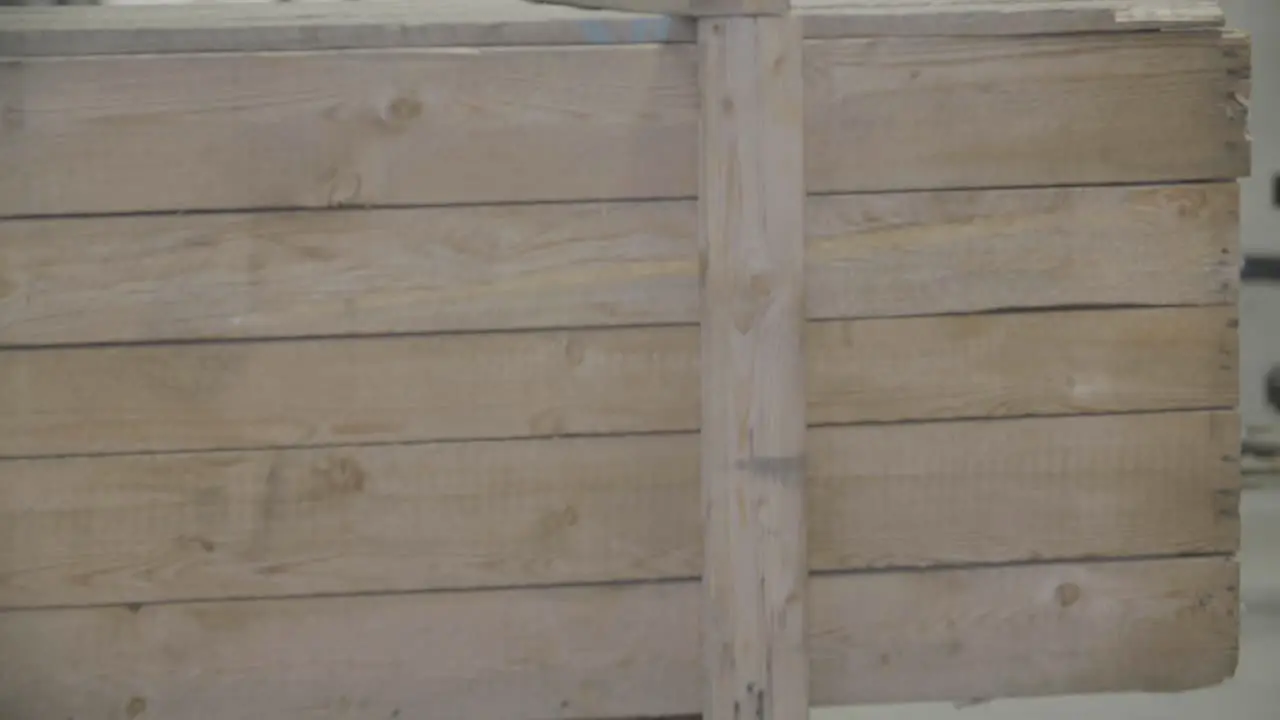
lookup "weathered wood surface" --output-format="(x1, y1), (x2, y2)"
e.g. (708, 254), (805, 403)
(697, 16), (808, 720)
(0, 32), (1247, 217)
(0, 307), (1236, 458)
(0, 411), (1238, 609)
(527, 0), (792, 16)
(0, 184), (1238, 346)
(0, 0), (1225, 56)
(0, 557), (1238, 718)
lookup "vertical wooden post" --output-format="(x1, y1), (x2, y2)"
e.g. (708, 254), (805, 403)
(698, 13), (808, 720)
(518, 3), (806, 718)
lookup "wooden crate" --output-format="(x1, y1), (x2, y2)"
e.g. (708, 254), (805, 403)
(0, 0), (1250, 717)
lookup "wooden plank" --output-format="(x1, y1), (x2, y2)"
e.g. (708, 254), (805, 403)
(528, 0), (792, 16)
(697, 15), (808, 720)
(0, 183), (1239, 346)
(0, 558), (1238, 718)
(800, 0), (1225, 36)
(0, 31), (1247, 217)
(0, 411), (1239, 609)
(0, 1), (1225, 56)
(0, 307), (1236, 458)
(807, 308), (1237, 427)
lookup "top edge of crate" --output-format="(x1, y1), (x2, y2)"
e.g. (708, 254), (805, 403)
(0, 0), (1223, 56)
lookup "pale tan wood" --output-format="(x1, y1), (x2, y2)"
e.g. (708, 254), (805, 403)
(0, 184), (1239, 346)
(804, 306), (1238, 424)
(1225, 30), (1251, 134)
(0, 31), (1247, 217)
(0, 1), (1224, 57)
(0, 411), (1239, 609)
(0, 0), (1225, 56)
(528, 0), (790, 16)
(0, 307), (1236, 459)
(0, 558), (1238, 718)
(800, 0), (1224, 35)
(698, 15), (807, 720)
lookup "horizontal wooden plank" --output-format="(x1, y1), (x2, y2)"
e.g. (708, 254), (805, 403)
(0, 558), (1239, 717)
(0, 411), (1239, 608)
(0, 0), (1225, 56)
(0, 31), (1247, 216)
(526, 0), (792, 17)
(0, 307), (1237, 458)
(0, 183), (1239, 346)
(799, 0), (1224, 35)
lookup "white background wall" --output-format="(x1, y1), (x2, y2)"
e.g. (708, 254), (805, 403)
(1225, 0), (1280, 435)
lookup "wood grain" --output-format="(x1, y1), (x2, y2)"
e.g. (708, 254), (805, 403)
(0, 31), (1247, 216)
(528, 0), (791, 16)
(0, 183), (1239, 346)
(0, 1), (1225, 57)
(0, 307), (1237, 458)
(0, 411), (1239, 609)
(805, 306), (1239, 426)
(698, 16), (808, 720)
(0, 557), (1238, 718)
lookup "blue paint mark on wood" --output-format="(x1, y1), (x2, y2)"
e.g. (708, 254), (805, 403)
(630, 17), (673, 43)
(578, 16), (673, 44)
(579, 20), (615, 44)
